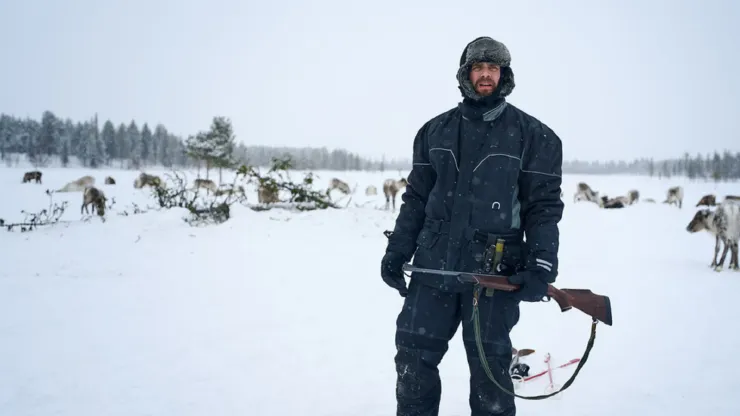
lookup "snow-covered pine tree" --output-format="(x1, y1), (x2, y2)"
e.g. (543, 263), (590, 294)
(185, 132), (210, 177)
(157, 128), (171, 167)
(101, 120), (116, 165)
(60, 137), (70, 167)
(23, 118), (41, 167)
(70, 122), (84, 163)
(140, 123), (153, 167)
(206, 116), (236, 184)
(115, 123), (128, 168)
(127, 121), (141, 169)
(0, 114), (20, 165)
(84, 115), (105, 168)
(34, 111), (61, 166)
(152, 124), (167, 167)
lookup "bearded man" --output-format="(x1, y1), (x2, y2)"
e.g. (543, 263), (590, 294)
(381, 36), (565, 416)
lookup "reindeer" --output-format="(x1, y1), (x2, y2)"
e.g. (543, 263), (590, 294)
(81, 186), (107, 217)
(193, 178), (218, 193)
(696, 194), (717, 207)
(383, 178), (408, 211)
(58, 175), (95, 192)
(105, 176), (116, 185)
(696, 194), (740, 207)
(686, 200), (740, 271)
(573, 182), (603, 207)
(22, 170), (42, 184)
(328, 178), (351, 194)
(663, 186), (683, 208)
(366, 185), (378, 196)
(213, 184), (245, 197)
(258, 185), (280, 204)
(600, 195), (628, 209)
(134, 172), (162, 189)
(627, 189), (639, 204)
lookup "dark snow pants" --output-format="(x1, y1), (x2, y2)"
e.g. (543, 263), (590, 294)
(394, 278), (521, 416)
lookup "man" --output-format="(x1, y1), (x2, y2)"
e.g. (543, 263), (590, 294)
(380, 36), (565, 416)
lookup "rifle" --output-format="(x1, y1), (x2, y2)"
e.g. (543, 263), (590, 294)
(402, 263), (612, 326)
(401, 263), (613, 400)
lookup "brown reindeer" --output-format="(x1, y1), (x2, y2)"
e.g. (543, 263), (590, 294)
(81, 186), (107, 217)
(105, 176), (116, 185)
(328, 178), (351, 195)
(573, 182), (603, 207)
(600, 195), (628, 209)
(134, 173), (162, 189)
(193, 178), (218, 193)
(696, 194), (740, 207)
(696, 194), (717, 207)
(258, 185), (280, 204)
(22, 170), (42, 184)
(383, 178), (408, 211)
(686, 201), (740, 271)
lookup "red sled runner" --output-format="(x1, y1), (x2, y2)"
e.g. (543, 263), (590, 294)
(510, 348), (581, 397)
(522, 357), (581, 382)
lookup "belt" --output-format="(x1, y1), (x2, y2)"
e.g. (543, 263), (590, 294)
(423, 218), (522, 244)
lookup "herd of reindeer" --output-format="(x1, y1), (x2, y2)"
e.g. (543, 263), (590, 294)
(326, 177), (409, 211)
(21, 169), (172, 218)
(21, 169), (738, 272)
(19, 169), (412, 216)
(573, 181), (740, 272)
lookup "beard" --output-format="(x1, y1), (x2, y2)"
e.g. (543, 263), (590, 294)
(474, 78), (497, 96)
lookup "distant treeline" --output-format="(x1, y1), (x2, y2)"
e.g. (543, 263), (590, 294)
(2, 110), (737, 179)
(0, 111), (410, 172)
(563, 153), (740, 180)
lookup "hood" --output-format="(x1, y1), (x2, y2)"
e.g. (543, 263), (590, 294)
(456, 36), (516, 101)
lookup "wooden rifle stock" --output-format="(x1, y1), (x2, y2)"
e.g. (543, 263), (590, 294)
(402, 263), (613, 326)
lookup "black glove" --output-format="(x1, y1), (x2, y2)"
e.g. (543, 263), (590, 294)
(381, 251), (409, 297)
(506, 270), (550, 302)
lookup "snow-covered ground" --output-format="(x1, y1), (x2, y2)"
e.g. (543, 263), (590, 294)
(1, 166), (739, 415)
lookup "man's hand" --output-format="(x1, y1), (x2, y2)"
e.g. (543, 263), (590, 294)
(381, 251), (409, 297)
(506, 270), (551, 302)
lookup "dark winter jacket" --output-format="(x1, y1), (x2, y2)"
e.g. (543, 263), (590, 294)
(385, 99), (565, 292)
(385, 35), (565, 292)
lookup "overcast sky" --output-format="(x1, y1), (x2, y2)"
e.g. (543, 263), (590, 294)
(1, 0), (738, 162)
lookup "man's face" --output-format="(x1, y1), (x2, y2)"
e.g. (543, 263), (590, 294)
(469, 62), (501, 96)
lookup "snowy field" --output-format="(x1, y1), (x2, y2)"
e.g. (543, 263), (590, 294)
(1, 166), (739, 416)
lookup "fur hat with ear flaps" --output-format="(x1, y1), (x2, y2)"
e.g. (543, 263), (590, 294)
(456, 36), (516, 101)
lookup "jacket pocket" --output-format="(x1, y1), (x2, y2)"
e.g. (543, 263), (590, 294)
(469, 154), (522, 232)
(412, 228), (448, 270)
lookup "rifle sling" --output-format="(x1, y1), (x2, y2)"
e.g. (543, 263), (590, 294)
(472, 285), (598, 400)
